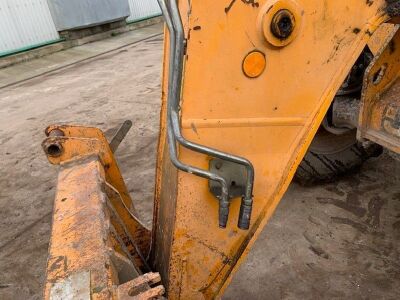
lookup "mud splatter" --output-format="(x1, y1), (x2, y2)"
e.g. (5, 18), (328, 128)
(324, 185), (346, 197)
(392, 220), (400, 232)
(317, 196), (367, 218)
(309, 245), (330, 259)
(365, 196), (386, 228)
(331, 217), (368, 233)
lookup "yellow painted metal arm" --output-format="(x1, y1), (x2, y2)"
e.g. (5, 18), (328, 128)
(42, 125), (164, 299)
(152, 0), (396, 298)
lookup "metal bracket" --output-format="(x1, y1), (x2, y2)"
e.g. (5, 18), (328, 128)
(358, 27), (400, 153)
(116, 272), (165, 300)
(209, 159), (247, 200)
(110, 120), (133, 153)
(42, 123), (151, 263)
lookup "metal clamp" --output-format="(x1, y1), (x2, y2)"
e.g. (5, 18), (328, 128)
(157, 0), (255, 229)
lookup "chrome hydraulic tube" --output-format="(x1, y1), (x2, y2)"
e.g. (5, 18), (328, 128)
(157, 0), (255, 229)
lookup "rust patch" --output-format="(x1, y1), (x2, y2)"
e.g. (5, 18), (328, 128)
(48, 256), (67, 273)
(382, 104), (400, 136)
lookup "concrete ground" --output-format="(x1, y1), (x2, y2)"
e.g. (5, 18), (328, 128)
(0, 23), (162, 89)
(0, 24), (399, 300)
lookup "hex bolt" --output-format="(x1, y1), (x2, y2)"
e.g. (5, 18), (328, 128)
(270, 9), (295, 40)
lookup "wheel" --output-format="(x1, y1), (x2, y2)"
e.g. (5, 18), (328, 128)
(294, 128), (382, 185)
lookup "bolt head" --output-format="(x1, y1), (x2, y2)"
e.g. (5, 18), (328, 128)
(270, 9), (295, 39)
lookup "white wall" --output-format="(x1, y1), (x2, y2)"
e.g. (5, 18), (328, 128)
(127, 0), (161, 23)
(0, 0), (60, 55)
(0, 0), (161, 56)
(47, 0), (131, 31)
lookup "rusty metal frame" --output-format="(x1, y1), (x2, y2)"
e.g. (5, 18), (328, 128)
(42, 125), (164, 299)
(359, 26), (400, 153)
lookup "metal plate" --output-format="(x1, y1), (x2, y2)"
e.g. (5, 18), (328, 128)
(359, 28), (400, 153)
(47, 0), (130, 31)
(209, 158), (247, 200)
(50, 272), (90, 300)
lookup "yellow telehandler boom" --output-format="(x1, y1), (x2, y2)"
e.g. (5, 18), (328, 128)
(42, 0), (400, 299)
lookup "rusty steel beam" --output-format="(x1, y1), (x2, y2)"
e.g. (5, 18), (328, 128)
(359, 27), (400, 153)
(42, 125), (163, 299)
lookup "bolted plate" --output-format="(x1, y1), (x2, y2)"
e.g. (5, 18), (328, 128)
(209, 158), (247, 200)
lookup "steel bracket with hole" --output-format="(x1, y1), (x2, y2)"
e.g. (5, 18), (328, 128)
(358, 27), (400, 153)
(42, 123), (161, 299)
(41, 123), (152, 261)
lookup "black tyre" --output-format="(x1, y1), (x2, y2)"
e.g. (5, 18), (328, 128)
(295, 128), (382, 185)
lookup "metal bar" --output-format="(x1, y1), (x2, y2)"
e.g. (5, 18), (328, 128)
(157, 0), (255, 229)
(157, 0), (229, 228)
(42, 125), (152, 259)
(44, 158), (113, 299)
(43, 156), (164, 299)
(110, 120), (133, 153)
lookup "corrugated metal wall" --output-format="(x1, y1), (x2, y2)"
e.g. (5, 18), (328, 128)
(0, 0), (161, 57)
(0, 0), (60, 56)
(48, 0), (131, 31)
(127, 0), (161, 23)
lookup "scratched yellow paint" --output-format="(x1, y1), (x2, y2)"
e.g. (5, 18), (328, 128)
(153, 0), (392, 299)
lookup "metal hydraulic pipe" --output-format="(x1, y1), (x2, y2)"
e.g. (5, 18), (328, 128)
(157, 0), (230, 228)
(158, 0), (255, 229)
(168, 0), (255, 230)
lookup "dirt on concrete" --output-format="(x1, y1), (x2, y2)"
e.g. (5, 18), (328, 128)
(0, 34), (163, 299)
(225, 157), (400, 299)
(0, 30), (399, 300)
